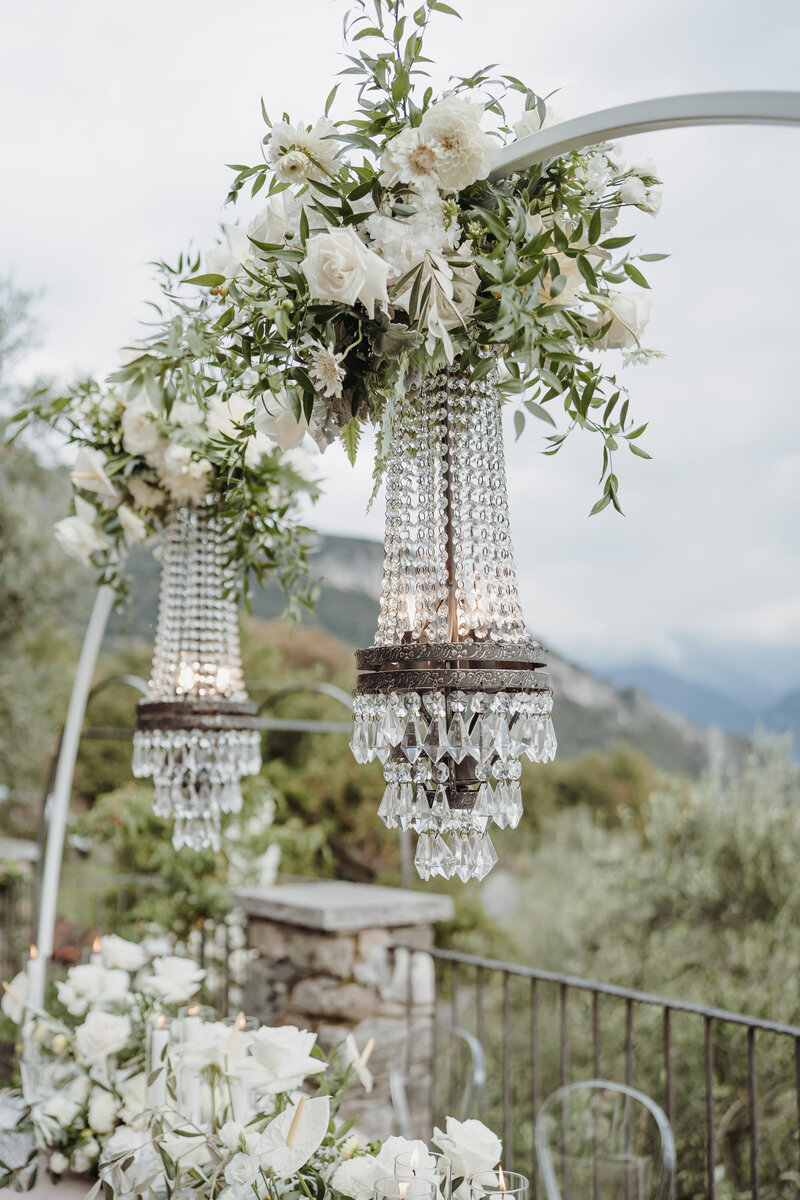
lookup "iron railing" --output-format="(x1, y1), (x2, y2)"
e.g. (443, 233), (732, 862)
(419, 946), (800, 1200)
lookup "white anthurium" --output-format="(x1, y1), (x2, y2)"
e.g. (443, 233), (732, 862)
(1, 971), (28, 1024)
(207, 223), (256, 282)
(70, 447), (118, 500)
(256, 1094), (330, 1175)
(253, 388), (310, 452)
(343, 1033), (375, 1093)
(54, 495), (109, 567)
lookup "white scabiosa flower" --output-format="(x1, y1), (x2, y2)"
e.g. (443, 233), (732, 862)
(417, 96), (496, 192)
(269, 116), (341, 183)
(304, 340), (346, 399)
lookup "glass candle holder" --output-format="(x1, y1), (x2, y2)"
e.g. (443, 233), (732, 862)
(220, 1013), (259, 1123)
(376, 1179), (437, 1200)
(469, 1171), (529, 1200)
(145, 1010), (172, 1108)
(174, 1004), (218, 1127)
(395, 1151), (453, 1200)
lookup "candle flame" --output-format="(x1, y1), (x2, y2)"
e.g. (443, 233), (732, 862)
(226, 1011), (247, 1051)
(187, 1004), (200, 1017)
(156, 1014), (167, 1029)
(498, 1168), (507, 1193)
(398, 1183), (409, 1200)
(410, 1148), (420, 1173)
(29, 945), (39, 960)
(285, 1095), (307, 1148)
(92, 935), (103, 954)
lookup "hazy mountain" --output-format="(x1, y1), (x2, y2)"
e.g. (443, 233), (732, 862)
(603, 665), (757, 735)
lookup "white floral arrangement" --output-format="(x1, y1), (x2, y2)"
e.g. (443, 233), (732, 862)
(0, 934), (206, 1186)
(1, 936), (504, 1200)
(193, 0), (665, 511)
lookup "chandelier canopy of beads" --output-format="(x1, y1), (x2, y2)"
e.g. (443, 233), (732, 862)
(132, 502), (261, 852)
(351, 367), (556, 883)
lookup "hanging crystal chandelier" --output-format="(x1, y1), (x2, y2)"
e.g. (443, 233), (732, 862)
(132, 502), (261, 852)
(350, 366), (556, 883)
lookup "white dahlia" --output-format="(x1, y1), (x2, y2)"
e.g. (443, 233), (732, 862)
(418, 96), (496, 192)
(381, 126), (441, 190)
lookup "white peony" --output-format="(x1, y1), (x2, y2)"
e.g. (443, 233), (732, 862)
(513, 104), (562, 140)
(127, 477), (166, 509)
(118, 504), (147, 543)
(121, 388), (162, 457)
(433, 1116), (502, 1186)
(88, 1087), (121, 1134)
(41, 1094), (82, 1129)
(70, 447), (118, 500)
(331, 1154), (383, 1200)
(56, 964), (130, 1016)
(595, 289), (652, 350)
(301, 227), (390, 317)
(269, 116), (341, 183)
(138, 955), (205, 1005)
(418, 96), (496, 192)
(99, 934), (148, 973)
(1, 971), (27, 1024)
(75, 1011), (132, 1064)
(245, 1025), (327, 1093)
(381, 126), (441, 191)
(54, 496), (108, 566)
(253, 388), (310, 452)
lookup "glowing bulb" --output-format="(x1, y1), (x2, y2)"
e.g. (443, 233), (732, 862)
(215, 665), (231, 693)
(177, 664), (195, 693)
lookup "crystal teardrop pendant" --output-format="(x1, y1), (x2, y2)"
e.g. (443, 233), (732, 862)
(132, 502), (261, 852)
(352, 365), (556, 882)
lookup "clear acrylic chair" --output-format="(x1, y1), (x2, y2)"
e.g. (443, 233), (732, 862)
(535, 1079), (676, 1200)
(390, 1020), (487, 1138)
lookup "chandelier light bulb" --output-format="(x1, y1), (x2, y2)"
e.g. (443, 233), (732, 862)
(351, 366), (556, 883)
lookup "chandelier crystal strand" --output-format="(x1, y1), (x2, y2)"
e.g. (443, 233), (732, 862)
(352, 365), (556, 883)
(132, 502), (261, 853)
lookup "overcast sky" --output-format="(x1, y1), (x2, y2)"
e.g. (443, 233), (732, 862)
(2, 0), (799, 700)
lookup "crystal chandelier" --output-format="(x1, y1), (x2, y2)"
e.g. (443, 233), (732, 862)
(350, 366), (556, 883)
(132, 502), (261, 852)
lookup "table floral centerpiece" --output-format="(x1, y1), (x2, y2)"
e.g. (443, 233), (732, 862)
(1, 936), (504, 1200)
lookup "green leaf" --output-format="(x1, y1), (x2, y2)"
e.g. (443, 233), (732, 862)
(183, 274), (226, 287)
(514, 409), (525, 439)
(590, 493), (612, 515)
(626, 423), (648, 440)
(576, 254), (597, 289)
(341, 419), (361, 466)
(524, 400), (557, 427)
(629, 443), (652, 459)
(623, 262), (650, 289)
(600, 235), (636, 249)
(638, 252), (669, 262)
(588, 209), (602, 245)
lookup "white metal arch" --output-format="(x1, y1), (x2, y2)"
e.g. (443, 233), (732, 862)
(29, 87), (800, 1012)
(489, 90), (800, 179)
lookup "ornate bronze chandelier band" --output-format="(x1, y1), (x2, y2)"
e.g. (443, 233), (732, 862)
(355, 666), (551, 695)
(355, 641), (549, 669)
(136, 698), (259, 734)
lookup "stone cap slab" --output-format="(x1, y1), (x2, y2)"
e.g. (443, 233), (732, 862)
(231, 880), (454, 932)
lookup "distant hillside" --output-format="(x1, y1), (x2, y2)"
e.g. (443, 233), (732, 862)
(108, 533), (727, 775)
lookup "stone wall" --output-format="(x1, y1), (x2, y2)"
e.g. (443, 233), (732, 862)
(232, 880), (453, 1138)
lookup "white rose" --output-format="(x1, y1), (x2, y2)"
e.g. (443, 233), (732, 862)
(248, 194), (292, 247)
(168, 398), (205, 426)
(0, 971), (27, 1024)
(99, 934), (148, 972)
(127, 477), (166, 509)
(513, 104), (562, 139)
(301, 227), (390, 317)
(56, 964), (130, 1016)
(253, 388), (310, 452)
(219, 1120), (246, 1150)
(42, 1094), (81, 1128)
(245, 1025), (326, 1093)
(88, 1088), (120, 1134)
(49, 1152), (69, 1175)
(75, 1011), (131, 1064)
(118, 504), (147, 543)
(54, 496), (108, 567)
(122, 388), (163, 457)
(374, 1136), (431, 1176)
(225, 1152), (260, 1190)
(138, 955), (205, 1005)
(618, 176), (647, 207)
(70, 447), (118, 500)
(595, 290), (652, 350)
(331, 1155), (382, 1200)
(539, 252), (583, 306)
(418, 96), (496, 192)
(433, 1117), (502, 1185)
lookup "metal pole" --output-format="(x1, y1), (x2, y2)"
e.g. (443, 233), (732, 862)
(32, 584), (114, 1006)
(488, 90), (800, 180)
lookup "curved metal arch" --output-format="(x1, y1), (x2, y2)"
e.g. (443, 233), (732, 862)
(489, 90), (800, 179)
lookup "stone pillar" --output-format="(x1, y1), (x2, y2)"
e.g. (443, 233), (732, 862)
(231, 880), (454, 1138)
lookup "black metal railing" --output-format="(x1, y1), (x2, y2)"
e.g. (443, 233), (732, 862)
(418, 946), (800, 1200)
